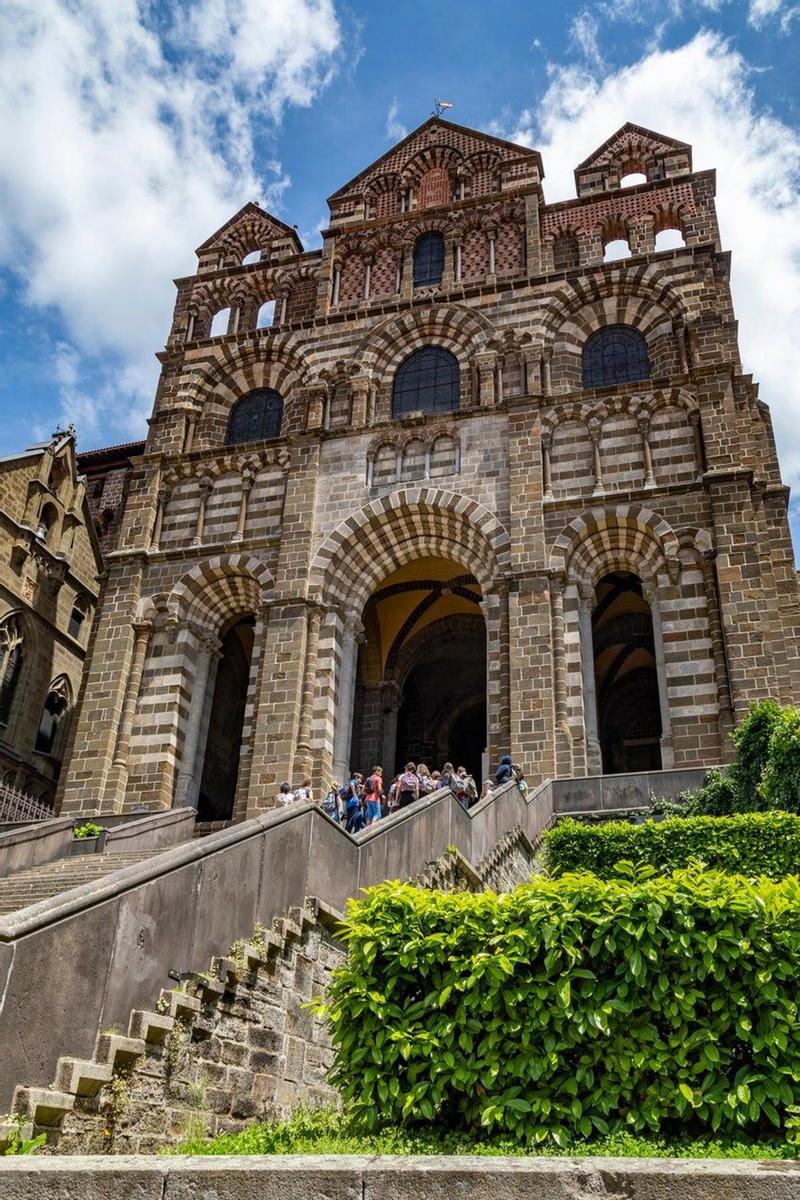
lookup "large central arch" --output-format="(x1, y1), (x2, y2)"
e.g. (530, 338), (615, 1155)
(309, 487), (510, 613)
(308, 489), (511, 782)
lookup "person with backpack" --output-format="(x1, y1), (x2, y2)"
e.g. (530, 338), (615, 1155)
(342, 773), (365, 833)
(457, 765), (478, 808)
(322, 786), (341, 822)
(417, 763), (436, 795)
(363, 766), (384, 825)
(396, 762), (419, 809)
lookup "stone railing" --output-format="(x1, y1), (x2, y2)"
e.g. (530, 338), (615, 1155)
(0, 766), (706, 1110)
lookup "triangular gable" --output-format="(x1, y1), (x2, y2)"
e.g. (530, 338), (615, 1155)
(195, 202), (302, 255)
(577, 122), (691, 171)
(328, 116), (543, 201)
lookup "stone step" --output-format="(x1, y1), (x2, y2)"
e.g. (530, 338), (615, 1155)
(54, 1057), (114, 1098)
(13, 1087), (74, 1128)
(0, 847), (191, 915)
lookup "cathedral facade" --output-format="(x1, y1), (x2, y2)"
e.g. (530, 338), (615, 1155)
(58, 118), (800, 820)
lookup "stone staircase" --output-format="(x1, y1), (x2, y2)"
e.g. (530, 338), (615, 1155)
(0, 848), (186, 916)
(1, 897), (347, 1154)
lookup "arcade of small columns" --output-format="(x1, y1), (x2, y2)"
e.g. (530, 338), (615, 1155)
(92, 495), (733, 819)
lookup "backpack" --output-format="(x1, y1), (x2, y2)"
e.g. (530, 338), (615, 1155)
(338, 783), (352, 804)
(323, 790), (339, 817)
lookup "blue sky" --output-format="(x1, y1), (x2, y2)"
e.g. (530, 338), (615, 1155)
(0, 1), (798, 537)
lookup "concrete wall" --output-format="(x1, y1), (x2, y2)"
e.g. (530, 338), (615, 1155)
(102, 807), (196, 851)
(0, 819), (74, 879)
(0, 767), (702, 1110)
(551, 766), (709, 815)
(0, 1155), (797, 1199)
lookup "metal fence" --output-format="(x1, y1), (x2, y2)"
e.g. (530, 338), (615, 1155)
(0, 783), (54, 823)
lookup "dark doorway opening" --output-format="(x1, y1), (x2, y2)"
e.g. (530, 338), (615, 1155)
(393, 621), (486, 781)
(197, 616), (254, 821)
(592, 572), (662, 773)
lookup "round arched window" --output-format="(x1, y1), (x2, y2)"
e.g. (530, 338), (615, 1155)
(226, 389), (284, 445)
(581, 325), (650, 389)
(412, 232), (445, 287)
(392, 347), (459, 418)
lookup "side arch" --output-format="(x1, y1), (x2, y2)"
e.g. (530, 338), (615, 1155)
(167, 554), (274, 630)
(549, 504), (681, 585)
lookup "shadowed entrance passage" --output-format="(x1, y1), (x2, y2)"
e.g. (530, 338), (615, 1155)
(350, 557), (487, 781)
(197, 616), (254, 821)
(592, 572), (662, 773)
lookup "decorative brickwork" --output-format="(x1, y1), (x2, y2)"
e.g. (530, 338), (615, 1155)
(57, 116), (800, 818)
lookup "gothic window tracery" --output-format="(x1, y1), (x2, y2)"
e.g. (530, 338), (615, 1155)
(0, 615), (23, 726)
(227, 389), (284, 445)
(582, 326), (650, 390)
(392, 347), (459, 418)
(34, 676), (71, 756)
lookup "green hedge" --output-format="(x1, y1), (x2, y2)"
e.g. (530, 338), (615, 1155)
(543, 812), (800, 880)
(323, 873), (800, 1143)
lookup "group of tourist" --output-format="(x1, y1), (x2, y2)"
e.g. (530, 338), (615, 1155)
(275, 754), (527, 832)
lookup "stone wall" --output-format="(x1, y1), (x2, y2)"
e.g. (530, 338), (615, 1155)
(34, 900), (346, 1155)
(1, 1154), (797, 1197)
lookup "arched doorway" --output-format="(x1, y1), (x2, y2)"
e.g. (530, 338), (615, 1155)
(592, 572), (662, 773)
(197, 616), (254, 820)
(350, 557), (487, 781)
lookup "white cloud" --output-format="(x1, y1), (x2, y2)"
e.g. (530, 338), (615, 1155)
(0, 0), (342, 447)
(569, 10), (605, 68)
(386, 99), (408, 143)
(747, 0), (799, 30)
(502, 32), (800, 504)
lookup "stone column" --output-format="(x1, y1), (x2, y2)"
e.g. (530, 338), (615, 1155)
(183, 411), (198, 453)
(577, 581), (602, 774)
(294, 604), (323, 777)
(482, 584), (511, 760)
(175, 628), (221, 808)
(588, 418), (604, 496)
(351, 378), (370, 428)
(363, 255), (372, 302)
(541, 431), (553, 500)
(675, 320), (689, 374)
(540, 347), (552, 397)
(395, 252), (403, 294)
(232, 468), (255, 543)
(333, 614), (363, 784)
(642, 577), (675, 769)
(149, 484), (168, 552)
(192, 475), (213, 546)
(689, 410), (704, 476)
(486, 226), (497, 279)
(475, 352), (496, 408)
(638, 413), (656, 488)
(454, 240), (462, 283)
(700, 552), (735, 748)
(550, 574), (573, 776)
(103, 620), (153, 808)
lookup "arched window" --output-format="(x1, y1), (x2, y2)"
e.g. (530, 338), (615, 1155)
(227, 389), (284, 445)
(392, 347), (459, 418)
(36, 503), (58, 544)
(413, 232), (445, 287)
(210, 307), (232, 337)
(582, 325), (650, 390)
(0, 615), (23, 726)
(68, 598), (88, 641)
(256, 300), (275, 329)
(35, 676), (71, 756)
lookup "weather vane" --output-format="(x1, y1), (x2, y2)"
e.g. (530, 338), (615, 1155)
(432, 98), (453, 118)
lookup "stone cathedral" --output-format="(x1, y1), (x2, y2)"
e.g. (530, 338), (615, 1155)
(57, 117), (800, 822)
